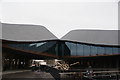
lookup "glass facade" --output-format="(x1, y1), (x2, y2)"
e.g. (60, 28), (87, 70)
(90, 46), (97, 55)
(76, 44), (84, 56)
(8, 40), (120, 57)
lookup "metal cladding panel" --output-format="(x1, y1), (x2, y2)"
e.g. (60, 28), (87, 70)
(2, 23), (58, 41)
(61, 30), (119, 46)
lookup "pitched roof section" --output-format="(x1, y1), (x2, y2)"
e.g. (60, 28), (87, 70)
(2, 23), (58, 41)
(2, 23), (119, 45)
(61, 30), (119, 45)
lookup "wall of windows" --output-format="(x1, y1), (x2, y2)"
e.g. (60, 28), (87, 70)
(64, 41), (120, 56)
(8, 40), (120, 57)
(9, 41), (58, 55)
(76, 44), (84, 56)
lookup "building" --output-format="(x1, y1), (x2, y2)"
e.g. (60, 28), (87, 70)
(2, 23), (120, 71)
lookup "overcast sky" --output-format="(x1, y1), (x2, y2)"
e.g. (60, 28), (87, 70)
(1, 0), (119, 38)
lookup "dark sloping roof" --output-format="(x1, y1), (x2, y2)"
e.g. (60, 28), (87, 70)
(61, 30), (119, 45)
(2, 23), (58, 41)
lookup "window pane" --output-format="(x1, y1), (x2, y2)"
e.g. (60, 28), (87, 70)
(65, 42), (71, 56)
(42, 41), (57, 54)
(105, 47), (113, 55)
(97, 47), (105, 55)
(65, 42), (77, 56)
(71, 43), (77, 56)
(65, 42), (71, 50)
(91, 46), (97, 56)
(112, 48), (119, 54)
(77, 44), (84, 56)
(84, 45), (90, 56)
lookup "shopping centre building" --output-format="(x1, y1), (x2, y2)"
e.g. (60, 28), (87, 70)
(2, 23), (120, 71)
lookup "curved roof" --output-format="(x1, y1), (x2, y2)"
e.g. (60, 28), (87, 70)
(2, 23), (58, 41)
(61, 30), (119, 46)
(2, 23), (119, 46)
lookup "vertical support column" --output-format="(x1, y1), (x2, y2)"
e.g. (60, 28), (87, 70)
(25, 59), (30, 69)
(16, 59), (19, 69)
(57, 41), (62, 57)
(0, 22), (2, 80)
(9, 58), (12, 70)
(18, 59), (21, 69)
(15, 59), (17, 69)
(116, 58), (119, 71)
(55, 41), (59, 57)
(61, 41), (65, 57)
(2, 53), (5, 71)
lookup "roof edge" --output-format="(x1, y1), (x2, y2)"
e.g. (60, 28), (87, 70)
(2, 39), (119, 47)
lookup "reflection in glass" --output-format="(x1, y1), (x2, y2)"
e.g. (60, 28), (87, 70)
(77, 44), (84, 56)
(62, 42), (71, 56)
(84, 45), (90, 56)
(91, 46), (97, 56)
(65, 42), (71, 50)
(112, 48), (119, 54)
(105, 47), (113, 55)
(71, 43), (77, 56)
(97, 47), (105, 55)
(8, 40), (120, 57)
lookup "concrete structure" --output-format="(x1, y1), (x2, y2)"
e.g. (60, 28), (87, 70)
(2, 23), (120, 71)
